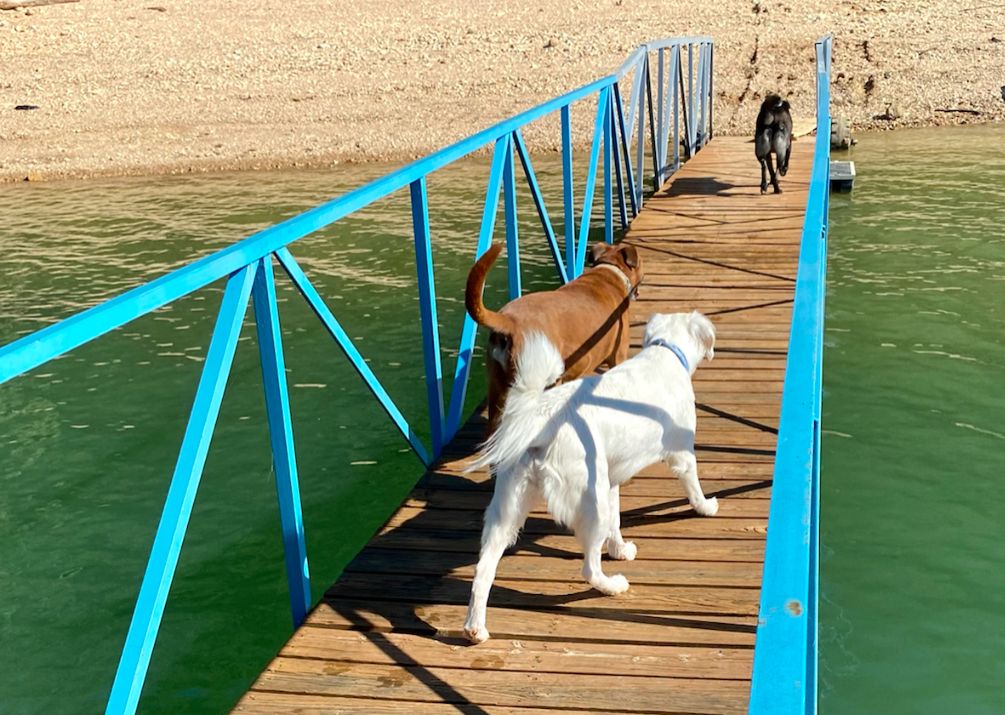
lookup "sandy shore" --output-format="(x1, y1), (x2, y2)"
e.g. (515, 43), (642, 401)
(2, 0), (1003, 182)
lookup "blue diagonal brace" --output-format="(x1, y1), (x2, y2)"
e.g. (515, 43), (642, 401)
(444, 135), (510, 441)
(513, 129), (569, 284)
(613, 81), (638, 218)
(252, 255), (311, 628)
(410, 177), (446, 456)
(275, 248), (430, 466)
(105, 263), (256, 715)
(575, 85), (612, 273)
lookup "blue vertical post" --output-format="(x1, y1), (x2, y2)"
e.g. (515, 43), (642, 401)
(625, 57), (644, 146)
(252, 256), (311, 628)
(672, 46), (680, 172)
(561, 105), (575, 279)
(613, 82), (638, 218)
(703, 42), (711, 145)
(409, 177), (446, 455)
(635, 57), (647, 208)
(502, 133), (520, 299)
(105, 264), (256, 715)
(610, 89), (628, 231)
(603, 96), (613, 244)
(656, 48), (665, 184)
(646, 61), (659, 189)
(708, 42), (715, 140)
(659, 47), (675, 185)
(688, 43), (696, 152)
(445, 135), (510, 439)
(693, 44), (702, 146)
(678, 47), (692, 160)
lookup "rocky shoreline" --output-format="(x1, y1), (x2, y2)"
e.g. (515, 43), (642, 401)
(2, 0), (1003, 182)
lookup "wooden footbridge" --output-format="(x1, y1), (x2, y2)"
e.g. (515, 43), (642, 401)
(233, 134), (813, 714)
(0, 36), (831, 715)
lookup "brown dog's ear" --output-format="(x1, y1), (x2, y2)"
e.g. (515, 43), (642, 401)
(621, 245), (639, 269)
(589, 242), (609, 265)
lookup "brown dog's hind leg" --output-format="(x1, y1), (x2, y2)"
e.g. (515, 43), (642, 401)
(485, 351), (511, 435)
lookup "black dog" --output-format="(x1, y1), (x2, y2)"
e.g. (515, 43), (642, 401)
(754, 94), (793, 194)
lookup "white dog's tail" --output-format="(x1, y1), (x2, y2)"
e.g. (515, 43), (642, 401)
(469, 332), (564, 473)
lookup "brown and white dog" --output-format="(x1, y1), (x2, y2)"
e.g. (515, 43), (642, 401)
(464, 241), (643, 432)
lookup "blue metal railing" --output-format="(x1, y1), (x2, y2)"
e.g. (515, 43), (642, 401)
(0, 38), (713, 715)
(748, 34), (832, 714)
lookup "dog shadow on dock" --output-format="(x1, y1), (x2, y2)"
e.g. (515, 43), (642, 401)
(662, 176), (740, 197)
(319, 385), (774, 709)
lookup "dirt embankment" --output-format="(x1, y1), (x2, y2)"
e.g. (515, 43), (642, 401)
(2, 0), (1003, 182)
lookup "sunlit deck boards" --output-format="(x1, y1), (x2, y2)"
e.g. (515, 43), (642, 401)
(232, 135), (812, 714)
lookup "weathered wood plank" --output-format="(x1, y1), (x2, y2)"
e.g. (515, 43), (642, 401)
(346, 550), (764, 587)
(368, 530), (767, 563)
(279, 628), (754, 679)
(381, 507), (768, 538)
(249, 658), (751, 714)
(432, 458), (778, 478)
(402, 495), (769, 517)
(234, 692), (577, 715)
(415, 476), (773, 497)
(308, 600), (758, 647)
(325, 573), (761, 616)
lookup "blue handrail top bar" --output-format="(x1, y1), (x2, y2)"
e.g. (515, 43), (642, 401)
(747, 33), (832, 715)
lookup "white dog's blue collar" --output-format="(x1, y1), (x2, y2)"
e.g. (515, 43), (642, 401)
(649, 338), (690, 372)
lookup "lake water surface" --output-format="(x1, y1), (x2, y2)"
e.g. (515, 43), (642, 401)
(0, 159), (571, 714)
(821, 123), (1005, 714)
(1, 124), (1003, 714)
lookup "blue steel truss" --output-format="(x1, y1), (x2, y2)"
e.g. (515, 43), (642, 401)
(0, 39), (713, 715)
(747, 34), (833, 715)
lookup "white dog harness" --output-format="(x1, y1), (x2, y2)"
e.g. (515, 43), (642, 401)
(648, 338), (690, 372)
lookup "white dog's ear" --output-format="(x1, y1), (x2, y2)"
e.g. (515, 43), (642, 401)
(689, 311), (716, 362)
(642, 313), (667, 347)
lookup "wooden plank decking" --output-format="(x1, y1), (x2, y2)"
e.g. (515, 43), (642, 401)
(232, 135), (813, 714)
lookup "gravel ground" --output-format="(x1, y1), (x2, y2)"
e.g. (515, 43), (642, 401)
(2, 0), (1003, 182)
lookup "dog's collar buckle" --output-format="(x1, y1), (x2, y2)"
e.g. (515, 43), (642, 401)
(649, 338), (690, 373)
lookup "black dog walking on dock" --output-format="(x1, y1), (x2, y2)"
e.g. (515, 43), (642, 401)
(755, 94), (793, 194)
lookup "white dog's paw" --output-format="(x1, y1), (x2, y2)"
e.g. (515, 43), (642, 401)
(593, 573), (630, 596)
(695, 496), (719, 517)
(609, 540), (637, 561)
(463, 624), (490, 644)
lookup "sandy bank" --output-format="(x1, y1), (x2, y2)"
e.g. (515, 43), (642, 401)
(2, 0), (1003, 182)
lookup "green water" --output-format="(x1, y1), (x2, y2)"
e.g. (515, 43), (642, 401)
(821, 124), (1005, 713)
(2, 125), (1003, 715)
(0, 161), (584, 713)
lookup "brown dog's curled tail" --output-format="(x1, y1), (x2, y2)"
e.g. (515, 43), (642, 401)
(465, 243), (517, 335)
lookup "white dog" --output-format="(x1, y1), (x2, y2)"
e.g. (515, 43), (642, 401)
(463, 311), (719, 644)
